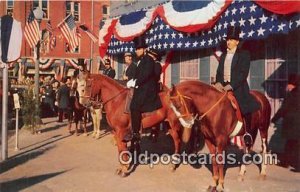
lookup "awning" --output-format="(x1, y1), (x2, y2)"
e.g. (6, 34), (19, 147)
(99, 0), (300, 56)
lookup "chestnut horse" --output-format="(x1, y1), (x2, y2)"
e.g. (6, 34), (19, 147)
(78, 73), (184, 176)
(169, 81), (271, 192)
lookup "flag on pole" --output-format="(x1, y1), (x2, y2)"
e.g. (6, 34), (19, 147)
(57, 14), (80, 51)
(24, 10), (40, 49)
(79, 24), (98, 43)
(50, 36), (56, 50)
(46, 20), (53, 35)
(46, 20), (56, 50)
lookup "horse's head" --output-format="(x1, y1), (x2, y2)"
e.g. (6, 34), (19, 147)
(169, 84), (196, 128)
(77, 75), (93, 107)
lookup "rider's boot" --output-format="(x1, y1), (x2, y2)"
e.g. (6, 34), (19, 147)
(243, 113), (253, 147)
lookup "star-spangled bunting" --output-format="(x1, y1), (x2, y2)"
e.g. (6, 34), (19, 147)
(107, 1), (300, 55)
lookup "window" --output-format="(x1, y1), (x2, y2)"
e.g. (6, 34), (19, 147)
(102, 5), (109, 16)
(65, 43), (80, 54)
(6, 0), (14, 16)
(179, 51), (199, 81)
(66, 1), (80, 22)
(33, 0), (49, 19)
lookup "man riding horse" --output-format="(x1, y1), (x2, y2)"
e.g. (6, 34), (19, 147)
(214, 26), (260, 146)
(125, 36), (162, 152)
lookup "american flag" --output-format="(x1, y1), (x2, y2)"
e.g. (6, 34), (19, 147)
(46, 20), (53, 35)
(57, 14), (80, 51)
(24, 10), (41, 49)
(79, 24), (98, 43)
(46, 21), (56, 50)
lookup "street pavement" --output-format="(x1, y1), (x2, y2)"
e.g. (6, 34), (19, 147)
(0, 117), (299, 192)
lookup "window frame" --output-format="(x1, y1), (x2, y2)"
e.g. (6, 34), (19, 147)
(66, 1), (81, 22)
(33, 0), (49, 20)
(179, 51), (200, 81)
(6, 0), (14, 16)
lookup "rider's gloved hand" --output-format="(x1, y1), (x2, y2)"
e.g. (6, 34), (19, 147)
(213, 82), (223, 92)
(126, 79), (136, 88)
(223, 84), (233, 91)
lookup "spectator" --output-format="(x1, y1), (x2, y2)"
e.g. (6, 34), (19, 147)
(272, 74), (300, 171)
(103, 58), (116, 79)
(56, 77), (70, 123)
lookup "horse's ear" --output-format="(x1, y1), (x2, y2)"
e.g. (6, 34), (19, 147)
(170, 84), (176, 95)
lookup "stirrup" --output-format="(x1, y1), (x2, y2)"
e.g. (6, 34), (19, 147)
(243, 133), (253, 147)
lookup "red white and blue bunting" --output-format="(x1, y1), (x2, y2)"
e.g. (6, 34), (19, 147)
(100, 0), (300, 56)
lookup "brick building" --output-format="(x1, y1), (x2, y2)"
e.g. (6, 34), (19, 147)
(0, 0), (110, 78)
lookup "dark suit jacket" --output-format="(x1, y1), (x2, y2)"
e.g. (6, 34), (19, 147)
(216, 49), (260, 114)
(125, 63), (137, 81)
(103, 67), (116, 79)
(130, 54), (162, 112)
(56, 84), (70, 110)
(272, 87), (300, 139)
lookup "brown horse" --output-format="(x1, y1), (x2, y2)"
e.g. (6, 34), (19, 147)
(78, 73), (184, 176)
(169, 80), (271, 192)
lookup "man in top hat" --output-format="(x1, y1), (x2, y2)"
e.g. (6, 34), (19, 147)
(125, 36), (162, 150)
(122, 52), (137, 81)
(215, 26), (260, 146)
(103, 58), (116, 79)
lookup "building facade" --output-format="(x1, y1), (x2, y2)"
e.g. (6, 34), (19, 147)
(0, 0), (110, 78)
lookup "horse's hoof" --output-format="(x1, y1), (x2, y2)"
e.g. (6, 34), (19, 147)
(207, 185), (217, 192)
(83, 133), (88, 137)
(216, 185), (224, 192)
(237, 175), (244, 182)
(259, 174), (266, 180)
(170, 164), (176, 172)
(115, 168), (122, 176)
(119, 171), (129, 178)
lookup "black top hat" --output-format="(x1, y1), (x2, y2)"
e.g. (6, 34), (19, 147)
(133, 36), (147, 49)
(226, 26), (241, 40)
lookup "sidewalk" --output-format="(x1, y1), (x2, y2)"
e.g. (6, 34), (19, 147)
(0, 117), (300, 192)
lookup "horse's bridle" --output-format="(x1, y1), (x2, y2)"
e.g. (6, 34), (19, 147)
(82, 77), (127, 107)
(170, 89), (227, 121)
(170, 90), (194, 119)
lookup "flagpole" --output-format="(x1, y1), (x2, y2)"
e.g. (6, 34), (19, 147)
(1, 62), (8, 161)
(33, 7), (43, 129)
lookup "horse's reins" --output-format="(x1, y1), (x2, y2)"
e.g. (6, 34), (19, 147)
(83, 78), (127, 107)
(170, 90), (227, 121)
(199, 92), (227, 120)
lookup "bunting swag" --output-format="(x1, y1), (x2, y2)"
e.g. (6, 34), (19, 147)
(0, 15), (22, 63)
(102, 0), (300, 56)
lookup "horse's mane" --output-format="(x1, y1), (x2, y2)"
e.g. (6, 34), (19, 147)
(177, 80), (218, 93)
(89, 73), (126, 91)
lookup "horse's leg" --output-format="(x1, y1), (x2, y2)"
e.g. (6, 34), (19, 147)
(82, 110), (88, 136)
(205, 139), (218, 192)
(95, 108), (102, 139)
(259, 137), (268, 180)
(90, 109), (97, 138)
(168, 123), (181, 172)
(216, 143), (226, 192)
(115, 129), (131, 177)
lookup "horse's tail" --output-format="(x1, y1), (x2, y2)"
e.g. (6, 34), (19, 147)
(250, 90), (271, 139)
